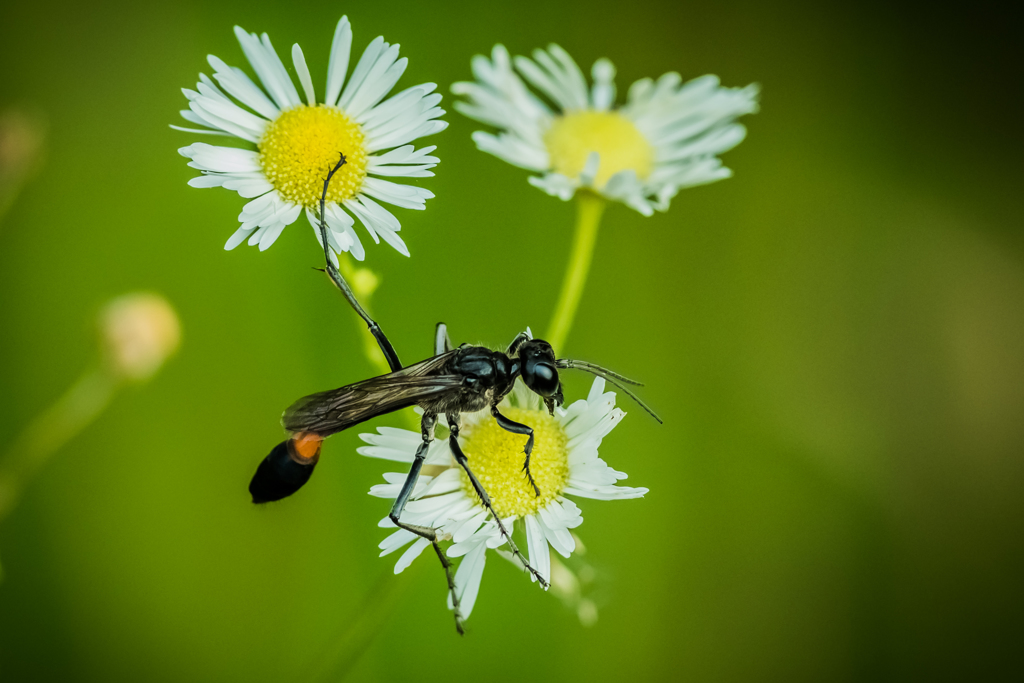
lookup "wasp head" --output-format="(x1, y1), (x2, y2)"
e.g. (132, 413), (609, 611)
(518, 339), (563, 407)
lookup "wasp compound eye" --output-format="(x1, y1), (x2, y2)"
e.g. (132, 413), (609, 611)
(532, 361), (556, 384)
(523, 360), (560, 397)
(249, 435), (322, 503)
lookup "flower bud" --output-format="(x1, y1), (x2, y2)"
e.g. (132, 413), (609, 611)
(0, 109), (46, 212)
(100, 293), (181, 382)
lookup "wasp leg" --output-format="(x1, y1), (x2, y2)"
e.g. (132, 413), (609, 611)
(447, 413), (550, 588)
(432, 541), (464, 635)
(317, 154), (402, 373)
(490, 406), (539, 497)
(434, 323), (453, 355)
(507, 331), (530, 356)
(387, 412), (465, 633)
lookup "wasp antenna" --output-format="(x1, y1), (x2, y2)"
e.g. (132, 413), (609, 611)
(555, 359), (644, 386)
(555, 359), (662, 424)
(317, 153), (347, 236)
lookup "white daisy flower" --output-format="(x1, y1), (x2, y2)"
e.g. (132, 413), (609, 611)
(452, 44), (758, 216)
(358, 376), (648, 621)
(174, 16), (447, 261)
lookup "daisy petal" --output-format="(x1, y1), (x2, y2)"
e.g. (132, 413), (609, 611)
(346, 48), (407, 120)
(259, 32), (302, 106)
(393, 537), (430, 574)
(182, 143), (261, 173)
(324, 16), (353, 106)
(362, 177), (433, 210)
(207, 55), (279, 120)
(233, 27), (294, 110)
(450, 540), (487, 618)
(590, 58), (617, 111)
(224, 225), (255, 250)
(339, 36), (386, 109)
(291, 44), (316, 106)
(525, 514), (552, 586)
(169, 125), (235, 138)
(379, 527), (417, 556)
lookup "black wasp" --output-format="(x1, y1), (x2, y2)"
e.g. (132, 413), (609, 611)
(248, 154), (661, 632)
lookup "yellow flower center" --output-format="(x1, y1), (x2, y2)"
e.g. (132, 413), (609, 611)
(544, 110), (653, 187)
(258, 104), (368, 208)
(459, 407), (569, 518)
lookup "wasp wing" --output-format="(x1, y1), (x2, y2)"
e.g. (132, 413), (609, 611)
(283, 351), (462, 436)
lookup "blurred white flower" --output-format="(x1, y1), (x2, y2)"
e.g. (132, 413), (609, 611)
(100, 293), (181, 382)
(549, 541), (601, 627)
(175, 16), (446, 261)
(0, 108), (46, 221)
(358, 377), (647, 622)
(453, 44), (758, 215)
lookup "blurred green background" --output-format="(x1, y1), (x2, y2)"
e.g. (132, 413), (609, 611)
(1, 0), (1022, 680)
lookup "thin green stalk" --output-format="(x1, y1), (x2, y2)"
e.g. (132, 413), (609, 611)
(305, 257), (433, 679)
(336, 253), (392, 379)
(546, 192), (607, 352)
(335, 253), (419, 431)
(0, 368), (116, 521)
(307, 561), (422, 682)
(0, 367), (117, 580)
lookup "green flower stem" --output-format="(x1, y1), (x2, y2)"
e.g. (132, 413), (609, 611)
(337, 253), (393, 379)
(0, 367), (117, 581)
(546, 191), (607, 352)
(335, 253), (418, 431)
(0, 367), (116, 520)
(307, 561), (422, 682)
(305, 257), (435, 677)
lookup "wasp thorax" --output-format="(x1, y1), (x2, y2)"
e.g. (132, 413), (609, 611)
(459, 407), (569, 518)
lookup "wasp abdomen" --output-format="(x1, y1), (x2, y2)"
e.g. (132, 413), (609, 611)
(249, 434), (322, 504)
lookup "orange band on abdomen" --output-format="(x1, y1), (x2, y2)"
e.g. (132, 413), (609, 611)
(292, 432), (323, 460)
